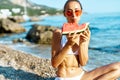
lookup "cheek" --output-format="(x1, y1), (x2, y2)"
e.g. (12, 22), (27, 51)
(77, 17), (80, 21)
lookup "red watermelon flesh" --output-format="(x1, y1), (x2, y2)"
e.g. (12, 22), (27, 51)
(62, 22), (89, 35)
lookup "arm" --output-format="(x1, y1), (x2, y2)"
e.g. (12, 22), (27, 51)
(51, 29), (73, 68)
(78, 29), (91, 66)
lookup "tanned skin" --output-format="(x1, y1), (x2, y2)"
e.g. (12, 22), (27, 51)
(51, 1), (120, 80)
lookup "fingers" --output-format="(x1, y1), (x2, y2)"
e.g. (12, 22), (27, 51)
(67, 32), (79, 37)
(66, 29), (91, 44)
(80, 34), (89, 41)
(80, 29), (91, 42)
(83, 29), (90, 36)
(67, 32), (80, 42)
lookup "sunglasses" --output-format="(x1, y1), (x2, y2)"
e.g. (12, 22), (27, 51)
(66, 10), (82, 17)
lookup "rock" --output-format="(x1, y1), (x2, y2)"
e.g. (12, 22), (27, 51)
(39, 31), (53, 44)
(12, 38), (27, 43)
(8, 16), (26, 23)
(0, 44), (56, 80)
(0, 75), (6, 80)
(30, 16), (41, 22)
(26, 24), (59, 44)
(0, 18), (26, 33)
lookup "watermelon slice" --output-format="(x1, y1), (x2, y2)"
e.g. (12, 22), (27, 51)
(62, 22), (89, 35)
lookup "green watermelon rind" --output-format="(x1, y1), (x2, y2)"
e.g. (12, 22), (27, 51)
(62, 22), (89, 35)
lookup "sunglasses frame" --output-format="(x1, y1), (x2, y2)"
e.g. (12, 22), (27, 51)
(66, 9), (82, 17)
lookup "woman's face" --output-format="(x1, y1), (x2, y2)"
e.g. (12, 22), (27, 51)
(64, 1), (82, 23)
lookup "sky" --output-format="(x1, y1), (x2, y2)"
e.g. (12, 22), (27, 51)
(28, 0), (120, 14)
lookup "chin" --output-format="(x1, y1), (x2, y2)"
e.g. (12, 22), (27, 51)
(72, 19), (78, 23)
(68, 20), (77, 23)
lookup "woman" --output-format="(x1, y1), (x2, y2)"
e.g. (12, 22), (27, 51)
(51, 0), (120, 80)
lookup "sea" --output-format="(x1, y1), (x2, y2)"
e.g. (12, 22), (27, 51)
(0, 12), (120, 76)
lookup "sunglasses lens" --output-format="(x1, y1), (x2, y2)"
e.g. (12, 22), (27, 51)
(75, 10), (81, 16)
(66, 11), (72, 16)
(66, 10), (82, 16)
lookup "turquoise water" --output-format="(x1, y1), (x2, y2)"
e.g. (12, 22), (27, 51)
(0, 13), (120, 76)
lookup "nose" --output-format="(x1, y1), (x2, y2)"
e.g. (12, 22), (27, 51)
(72, 12), (76, 17)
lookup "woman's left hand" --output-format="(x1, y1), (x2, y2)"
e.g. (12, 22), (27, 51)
(80, 28), (91, 44)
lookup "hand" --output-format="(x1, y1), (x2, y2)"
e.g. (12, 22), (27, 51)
(66, 32), (80, 46)
(80, 28), (91, 44)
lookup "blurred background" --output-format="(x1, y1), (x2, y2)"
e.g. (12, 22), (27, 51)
(0, 0), (120, 77)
